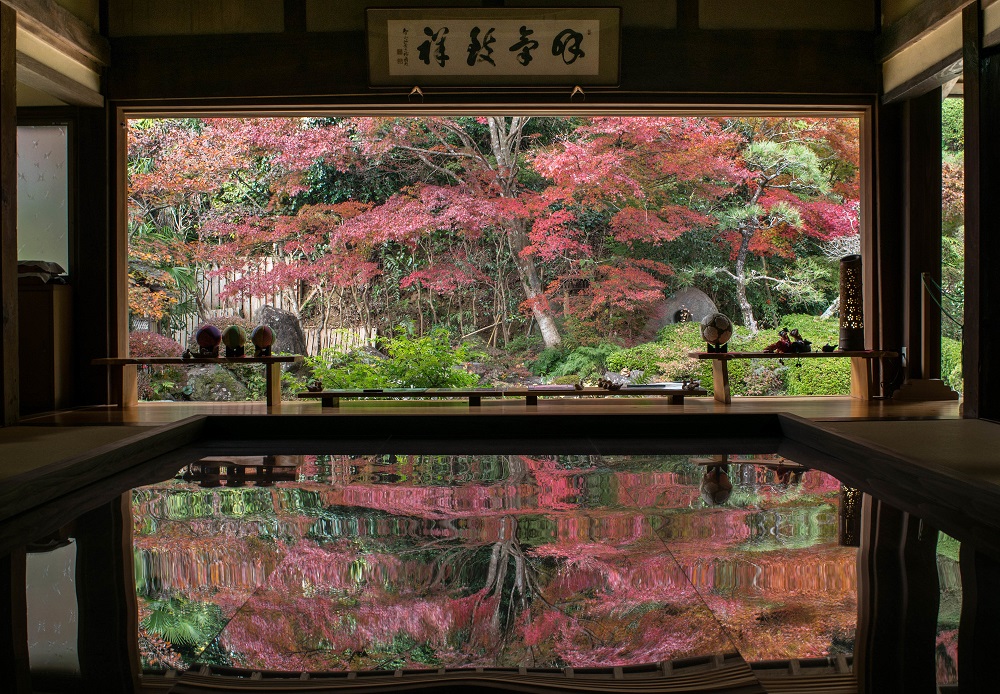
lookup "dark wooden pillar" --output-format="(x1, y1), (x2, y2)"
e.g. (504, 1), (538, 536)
(902, 90), (943, 380)
(0, 548), (31, 692)
(874, 102), (906, 395)
(963, 4), (1000, 419)
(898, 513), (940, 690)
(958, 543), (1000, 693)
(73, 108), (114, 405)
(855, 495), (903, 693)
(0, 4), (18, 424)
(893, 88), (958, 401)
(855, 496), (939, 693)
(111, 110), (130, 405)
(75, 495), (136, 692)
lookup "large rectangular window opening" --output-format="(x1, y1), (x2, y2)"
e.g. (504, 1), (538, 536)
(126, 114), (863, 402)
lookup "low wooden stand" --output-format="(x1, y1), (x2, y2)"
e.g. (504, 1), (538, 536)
(687, 350), (898, 404)
(298, 383), (707, 408)
(92, 355), (303, 410)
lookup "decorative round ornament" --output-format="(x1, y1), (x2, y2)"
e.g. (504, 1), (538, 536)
(250, 325), (274, 348)
(700, 312), (733, 347)
(222, 325), (247, 348)
(195, 324), (222, 348)
(195, 324), (222, 357)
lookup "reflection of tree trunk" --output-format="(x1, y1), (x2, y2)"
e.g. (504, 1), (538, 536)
(734, 229), (758, 333)
(507, 221), (561, 348)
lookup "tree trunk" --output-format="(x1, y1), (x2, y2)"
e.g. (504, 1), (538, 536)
(734, 229), (758, 333)
(485, 117), (562, 349)
(507, 220), (561, 348)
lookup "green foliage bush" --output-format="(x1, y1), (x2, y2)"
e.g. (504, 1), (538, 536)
(384, 329), (481, 387)
(504, 332), (543, 355)
(306, 329), (480, 389)
(619, 314), (852, 396)
(784, 358), (850, 395)
(130, 331), (184, 358)
(606, 342), (668, 375)
(549, 344), (622, 381)
(527, 347), (567, 376)
(528, 344), (623, 382)
(776, 315), (849, 396)
(942, 99), (964, 152)
(130, 331), (186, 400)
(942, 336), (963, 393)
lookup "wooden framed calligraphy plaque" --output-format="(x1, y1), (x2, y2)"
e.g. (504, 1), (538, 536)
(366, 8), (621, 87)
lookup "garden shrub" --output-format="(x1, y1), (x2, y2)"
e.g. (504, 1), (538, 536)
(130, 331), (185, 400)
(942, 99), (964, 152)
(504, 332), (544, 355)
(606, 343), (668, 376)
(780, 315), (851, 395)
(306, 329), (480, 389)
(942, 337), (963, 393)
(305, 349), (383, 390)
(131, 331), (185, 358)
(382, 329), (481, 388)
(549, 344), (622, 381)
(527, 347), (567, 376)
(784, 357), (850, 395)
(644, 313), (852, 396)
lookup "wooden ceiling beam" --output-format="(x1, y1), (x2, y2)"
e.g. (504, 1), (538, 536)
(107, 29), (878, 102)
(879, 0), (974, 63)
(15, 49), (103, 106)
(882, 51), (963, 104)
(2, 0), (109, 69)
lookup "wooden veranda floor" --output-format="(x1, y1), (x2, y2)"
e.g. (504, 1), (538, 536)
(20, 395), (963, 427)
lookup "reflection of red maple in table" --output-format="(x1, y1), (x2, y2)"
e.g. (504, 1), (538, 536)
(135, 457), (856, 670)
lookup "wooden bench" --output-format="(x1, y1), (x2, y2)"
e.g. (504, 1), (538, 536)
(687, 350), (898, 404)
(92, 355), (304, 410)
(298, 387), (503, 408)
(297, 383), (707, 408)
(507, 384), (707, 405)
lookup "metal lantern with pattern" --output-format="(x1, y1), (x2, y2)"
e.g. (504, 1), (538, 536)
(838, 254), (864, 351)
(838, 485), (862, 547)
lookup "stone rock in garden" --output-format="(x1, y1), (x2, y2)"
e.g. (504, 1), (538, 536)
(186, 366), (248, 402)
(359, 345), (388, 360)
(600, 370), (643, 387)
(252, 305), (307, 355)
(647, 287), (719, 334)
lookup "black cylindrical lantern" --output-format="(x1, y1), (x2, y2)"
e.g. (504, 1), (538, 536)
(838, 485), (862, 547)
(839, 254), (864, 350)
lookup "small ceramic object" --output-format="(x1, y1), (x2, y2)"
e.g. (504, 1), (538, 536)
(222, 325), (247, 358)
(250, 325), (275, 357)
(764, 328), (792, 354)
(195, 324), (222, 357)
(700, 313), (733, 353)
(789, 328), (812, 353)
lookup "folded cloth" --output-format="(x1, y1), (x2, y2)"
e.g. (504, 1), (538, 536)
(18, 260), (66, 284)
(18, 260), (65, 275)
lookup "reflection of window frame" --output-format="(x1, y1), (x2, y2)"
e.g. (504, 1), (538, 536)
(16, 113), (74, 280)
